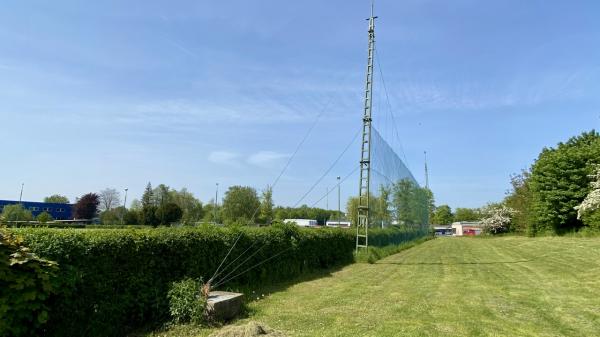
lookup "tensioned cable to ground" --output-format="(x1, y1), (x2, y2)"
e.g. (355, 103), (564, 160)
(212, 246), (294, 289)
(209, 238), (260, 285)
(208, 231), (244, 284)
(211, 74), (355, 288)
(212, 243), (269, 287)
(247, 75), (353, 223)
(310, 164), (360, 208)
(292, 128), (361, 208)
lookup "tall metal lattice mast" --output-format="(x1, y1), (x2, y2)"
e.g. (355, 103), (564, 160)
(357, 1), (377, 251)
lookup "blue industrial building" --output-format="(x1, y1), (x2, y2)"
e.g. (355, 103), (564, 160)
(0, 200), (74, 220)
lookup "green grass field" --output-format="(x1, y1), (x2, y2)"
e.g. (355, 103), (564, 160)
(144, 237), (600, 337)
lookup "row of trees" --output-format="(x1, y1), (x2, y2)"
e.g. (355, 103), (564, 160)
(431, 205), (483, 225)
(346, 179), (433, 227)
(500, 130), (600, 235)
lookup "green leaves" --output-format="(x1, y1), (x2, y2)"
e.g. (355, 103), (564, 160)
(529, 130), (600, 234)
(0, 230), (58, 337)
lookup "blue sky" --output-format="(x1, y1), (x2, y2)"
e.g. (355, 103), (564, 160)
(1, 0), (599, 210)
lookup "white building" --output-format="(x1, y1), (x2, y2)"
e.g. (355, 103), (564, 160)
(451, 221), (484, 236)
(284, 219), (318, 227)
(325, 220), (351, 228)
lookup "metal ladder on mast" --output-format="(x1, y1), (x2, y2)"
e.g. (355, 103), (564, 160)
(357, 3), (377, 251)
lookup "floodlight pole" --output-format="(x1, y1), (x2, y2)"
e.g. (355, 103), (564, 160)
(19, 183), (24, 203)
(214, 183), (219, 224)
(337, 176), (341, 226)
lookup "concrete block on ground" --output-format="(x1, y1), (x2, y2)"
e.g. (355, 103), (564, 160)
(207, 291), (244, 321)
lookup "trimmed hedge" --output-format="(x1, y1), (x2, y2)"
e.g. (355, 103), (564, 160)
(15, 224), (355, 337)
(368, 225), (431, 247)
(13, 224), (429, 336)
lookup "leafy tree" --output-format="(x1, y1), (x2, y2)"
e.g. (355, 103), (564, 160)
(156, 202), (183, 226)
(575, 164), (600, 230)
(390, 179), (432, 226)
(432, 205), (453, 225)
(273, 205), (340, 225)
(453, 208), (482, 222)
(99, 207), (128, 225)
(43, 194), (69, 204)
(372, 186), (391, 227)
(74, 193), (100, 219)
(504, 170), (534, 234)
(130, 199), (142, 211)
(426, 188), (436, 224)
(140, 183), (159, 226)
(259, 186), (274, 224)
(1, 204), (33, 222)
(392, 179), (414, 225)
(346, 197), (360, 226)
(221, 186), (260, 224)
(36, 211), (54, 223)
(410, 187), (432, 225)
(529, 130), (600, 234)
(141, 206), (159, 227)
(481, 205), (517, 234)
(99, 188), (121, 211)
(154, 184), (172, 207)
(169, 188), (204, 225)
(123, 208), (140, 225)
(141, 182), (154, 208)
(202, 200), (221, 224)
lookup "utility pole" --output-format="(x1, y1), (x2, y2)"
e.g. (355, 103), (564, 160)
(19, 183), (24, 203)
(326, 187), (329, 210)
(357, 0), (377, 251)
(214, 183), (219, 224)
(123, 188), (129, 209)
(337, 176), (341, 226)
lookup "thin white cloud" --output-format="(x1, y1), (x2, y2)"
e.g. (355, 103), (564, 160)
(247, 151), (289, 168)
(208, 151), (241, 166)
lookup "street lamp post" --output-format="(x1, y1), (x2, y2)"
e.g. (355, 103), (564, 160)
(214, 183), (219, 224)
(121, 188), (128, 225)
(337, 176), (341, 226)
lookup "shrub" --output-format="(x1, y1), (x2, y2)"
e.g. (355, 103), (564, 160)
(36, 212), (54, 223)
(168, 278), (207, 325)
(1, 204), (33, 223)
(0, 229), (59, 337)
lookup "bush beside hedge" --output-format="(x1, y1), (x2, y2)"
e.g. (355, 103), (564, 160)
(0, 230), (59, 337)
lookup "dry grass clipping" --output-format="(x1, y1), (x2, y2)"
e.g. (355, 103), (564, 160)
(208, 322), (286, 337)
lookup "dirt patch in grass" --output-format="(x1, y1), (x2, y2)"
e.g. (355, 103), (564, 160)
(208, 321), (286, 337)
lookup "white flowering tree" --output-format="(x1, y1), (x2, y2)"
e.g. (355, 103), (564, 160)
(575, 165), (600, 221)
(480, 205), (517, 234)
